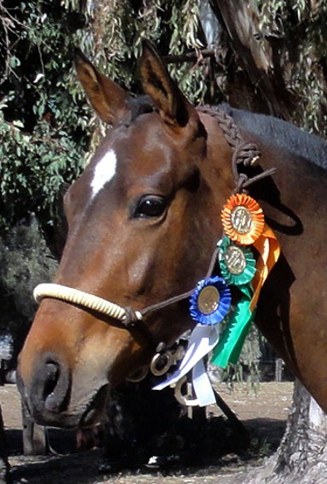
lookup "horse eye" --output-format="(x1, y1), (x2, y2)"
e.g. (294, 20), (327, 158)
(134, 196), (167, 219)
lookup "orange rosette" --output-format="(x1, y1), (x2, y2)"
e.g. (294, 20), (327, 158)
(221, 193), (264, 245)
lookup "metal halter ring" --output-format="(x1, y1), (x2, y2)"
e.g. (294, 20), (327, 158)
(150, 345), (185, 377)
(174, 376), (199, 407)
(126, 366), (149, 383)
(150, 352), (174, 376)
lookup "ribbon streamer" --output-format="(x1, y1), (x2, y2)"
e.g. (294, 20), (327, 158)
(211, 284), (253, 368)
(153, 324), (219, 406)
(251, 223), (280, 310)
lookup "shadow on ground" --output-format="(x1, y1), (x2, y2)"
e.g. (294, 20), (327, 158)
(7, 417), (286, 484)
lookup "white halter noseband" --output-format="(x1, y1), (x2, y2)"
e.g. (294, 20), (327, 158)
(34, 283), (142, 321)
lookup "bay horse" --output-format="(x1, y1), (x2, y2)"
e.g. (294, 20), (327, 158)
(17, 41), (327, 430)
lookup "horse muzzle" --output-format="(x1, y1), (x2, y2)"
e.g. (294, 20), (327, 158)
(17, 352), (109, 429)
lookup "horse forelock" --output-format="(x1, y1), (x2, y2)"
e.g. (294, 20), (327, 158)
(124, 95), (154, 126)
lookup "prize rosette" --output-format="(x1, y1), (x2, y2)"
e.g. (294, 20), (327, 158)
(189, 276), (231, 326)
(221, 193), (264, 245)
(219, 236), (256, 286)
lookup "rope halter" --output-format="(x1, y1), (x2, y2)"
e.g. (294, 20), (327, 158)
(34, 283), (140, 322)
(32, 106), (277, 405)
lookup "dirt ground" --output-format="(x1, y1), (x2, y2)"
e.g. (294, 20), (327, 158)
(1, 381), (293, 484)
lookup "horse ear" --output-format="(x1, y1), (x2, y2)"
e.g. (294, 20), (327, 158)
(139, 40), (199, 131)
(75, 49), (130, 125)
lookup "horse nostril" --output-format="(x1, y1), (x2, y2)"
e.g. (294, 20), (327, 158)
(30, 356), (71, 416)
(43, 362), (60, 412)
(43, 359), (70, 413)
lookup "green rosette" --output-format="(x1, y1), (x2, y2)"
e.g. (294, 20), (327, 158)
(219, 236), (256, 286)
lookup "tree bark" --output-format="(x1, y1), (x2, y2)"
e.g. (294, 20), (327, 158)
(273, 380), (327, 483)
(209, 0), (296, 118)
(233, 380), (327, 483)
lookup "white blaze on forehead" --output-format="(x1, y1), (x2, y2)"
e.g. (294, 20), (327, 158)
(91, 149), (117, 197)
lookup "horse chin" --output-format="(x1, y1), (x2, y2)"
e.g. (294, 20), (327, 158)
(18, 372), (110, 429)
(79, 383), (109, 428)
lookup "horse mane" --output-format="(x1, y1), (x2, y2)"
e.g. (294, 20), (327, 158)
(123, 97), (327, 171)
(218, 103), (327, 170)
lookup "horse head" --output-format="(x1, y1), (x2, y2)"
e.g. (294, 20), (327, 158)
(17, 42), (235, 428)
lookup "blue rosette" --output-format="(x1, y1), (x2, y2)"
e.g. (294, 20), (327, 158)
(219, 236), (256, 286)
(189, 276), (231, 326)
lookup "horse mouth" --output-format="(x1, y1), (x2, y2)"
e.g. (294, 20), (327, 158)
(18, 371), (109, 429)
(79, 384), (109, 428)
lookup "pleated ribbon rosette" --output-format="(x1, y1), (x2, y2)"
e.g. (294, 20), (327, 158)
(154, 194), (280, 406)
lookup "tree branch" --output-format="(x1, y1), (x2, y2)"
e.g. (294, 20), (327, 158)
(163, 49), (215, 64)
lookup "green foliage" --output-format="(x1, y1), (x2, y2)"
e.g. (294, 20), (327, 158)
(255, 0), (327, 134)
(77, 0), (212, 104)
(0, 0), (92, 232)
(0, 107), (86, 231)
(0, 218), (57, 354)
(0, 0), (91, 342)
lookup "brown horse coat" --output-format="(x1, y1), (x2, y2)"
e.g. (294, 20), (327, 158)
(17, 42), (327, 428)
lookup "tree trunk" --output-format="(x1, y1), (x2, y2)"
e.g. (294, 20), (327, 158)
(235, 380), (327, 483)
(209, 0), (295, 118)
(273, 379), (327, 483)
(209, 0), (327, 136)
